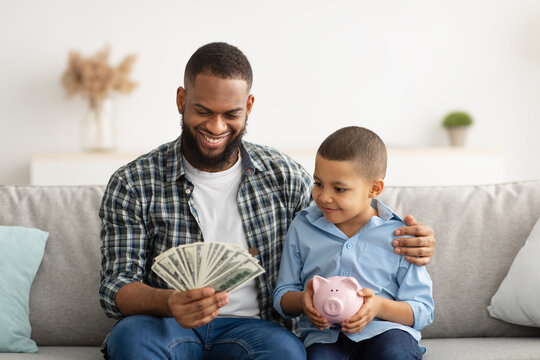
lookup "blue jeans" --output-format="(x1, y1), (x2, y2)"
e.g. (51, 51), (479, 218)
(306, 330), (422, 360)
(105, 315), (306, 360)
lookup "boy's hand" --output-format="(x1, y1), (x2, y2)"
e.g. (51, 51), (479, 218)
(341, 288), (379, 333)
(303, 279), (329, 330)
(393, 215), (436, 266)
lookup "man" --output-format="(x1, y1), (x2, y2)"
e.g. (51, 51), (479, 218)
(99, 42), (436, 359)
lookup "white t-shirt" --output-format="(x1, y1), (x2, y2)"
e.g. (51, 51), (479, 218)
(182, 154), (260, 318)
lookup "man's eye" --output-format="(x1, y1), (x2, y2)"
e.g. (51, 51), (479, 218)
(196, 111), (210, 115)
(226, 113), (241, 119)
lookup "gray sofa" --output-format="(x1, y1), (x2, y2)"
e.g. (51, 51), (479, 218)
(1, 180), (539, 359)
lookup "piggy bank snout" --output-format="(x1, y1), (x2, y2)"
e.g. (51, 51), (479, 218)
(312, 276), (364, 324)
(322, 298), (344, 316)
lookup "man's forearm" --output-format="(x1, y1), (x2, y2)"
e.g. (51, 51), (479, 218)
(116, 282), (174, 317)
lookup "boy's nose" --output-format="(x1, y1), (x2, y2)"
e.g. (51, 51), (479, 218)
(318, 189), (333, 204)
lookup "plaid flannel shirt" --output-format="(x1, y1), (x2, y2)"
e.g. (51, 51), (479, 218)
(99, 137), (313, 332)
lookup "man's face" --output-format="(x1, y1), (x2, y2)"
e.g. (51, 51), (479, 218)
(177, 73), (254, 172)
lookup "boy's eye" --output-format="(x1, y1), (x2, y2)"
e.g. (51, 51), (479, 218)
(335, 187), (346, 193)
(314, 181), (322, 187)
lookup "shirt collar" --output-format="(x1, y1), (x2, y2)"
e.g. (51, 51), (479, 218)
(166, 137), (261, 182)
(303, 198), (402, 235)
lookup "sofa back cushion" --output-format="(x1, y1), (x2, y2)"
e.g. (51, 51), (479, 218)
(0, 186), (115, 346)
(379, 179), (540, 338)
(1, 180), (540, 344)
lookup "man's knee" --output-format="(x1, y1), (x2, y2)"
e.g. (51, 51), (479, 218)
(106, 315), (186, 359)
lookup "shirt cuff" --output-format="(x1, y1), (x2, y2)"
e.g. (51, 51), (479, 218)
(99, 275), (138, 319)
(406, 300), (434, 330)
(272, 286), (301, 319)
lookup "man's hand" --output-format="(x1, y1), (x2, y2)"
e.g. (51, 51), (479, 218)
(302, 279), (328, 330)
(393, 215), (436, 266)
(168, 287), (228, 329)
(341, 288), (379, 333)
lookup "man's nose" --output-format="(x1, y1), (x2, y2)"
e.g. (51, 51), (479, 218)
(206, 115), (228, 134)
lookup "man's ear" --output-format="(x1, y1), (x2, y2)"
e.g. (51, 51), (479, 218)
(246, 94), (255, 116)
(369, 179), (385, 198)
(177, 86), (186, 114)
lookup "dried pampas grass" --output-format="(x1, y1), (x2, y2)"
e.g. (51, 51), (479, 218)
(61, 45), (137, 109)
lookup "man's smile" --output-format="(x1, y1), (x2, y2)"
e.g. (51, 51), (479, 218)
(202, 133), (228, 145)
(198, 130), (231, 149)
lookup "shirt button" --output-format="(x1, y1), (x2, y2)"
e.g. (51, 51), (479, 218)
(185, 189), (192, 195)
(346, 243), (352, 249)
(343, 271), (349, 276)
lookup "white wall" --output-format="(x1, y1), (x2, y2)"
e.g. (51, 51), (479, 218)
(1, 0), (539, 185)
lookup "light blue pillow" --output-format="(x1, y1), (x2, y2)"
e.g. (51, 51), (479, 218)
(0, 226), (48, 353)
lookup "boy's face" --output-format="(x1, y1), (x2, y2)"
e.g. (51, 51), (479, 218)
(312, 155), (379, 234)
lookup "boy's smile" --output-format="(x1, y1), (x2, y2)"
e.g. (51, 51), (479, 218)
(312, 155), (382, 238)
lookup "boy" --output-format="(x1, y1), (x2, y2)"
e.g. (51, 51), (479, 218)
(273, 126), (434, 359)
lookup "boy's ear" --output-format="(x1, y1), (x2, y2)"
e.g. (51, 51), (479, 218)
(369, 179), (384, 198)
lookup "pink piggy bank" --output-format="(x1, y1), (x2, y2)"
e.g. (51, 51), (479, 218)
(312, 275), (364, 324)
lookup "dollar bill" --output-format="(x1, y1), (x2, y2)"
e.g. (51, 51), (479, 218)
(206, 257), (265, 293)
(152, 242), (265, 293)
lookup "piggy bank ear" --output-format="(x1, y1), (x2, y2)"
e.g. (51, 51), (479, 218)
(341, 277), (362, 292)
(312, 275), (328, 293)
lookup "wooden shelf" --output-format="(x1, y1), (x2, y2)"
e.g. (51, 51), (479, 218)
(283, 147), (505, 186)
(30, 152), (144, 186)
(30, 147), (505, 186)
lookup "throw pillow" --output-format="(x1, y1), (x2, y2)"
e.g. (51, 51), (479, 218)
(487, 216), (540, 327)
(0, 226), (48, 353)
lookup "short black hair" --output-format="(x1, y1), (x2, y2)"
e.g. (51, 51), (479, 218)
(184, 42), (253, 89)
(317, 126), (387, 180)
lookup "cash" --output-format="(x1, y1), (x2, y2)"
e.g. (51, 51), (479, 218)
(152, 242), (265, 294)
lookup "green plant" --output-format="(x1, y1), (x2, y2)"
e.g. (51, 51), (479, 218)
(442, 111), (473, 127)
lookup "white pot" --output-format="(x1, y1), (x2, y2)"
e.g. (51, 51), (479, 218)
(446, 126), (469, 147)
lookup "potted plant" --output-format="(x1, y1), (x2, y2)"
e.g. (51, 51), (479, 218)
(442, 111), (473, 147)
(61, 45), (137, 151)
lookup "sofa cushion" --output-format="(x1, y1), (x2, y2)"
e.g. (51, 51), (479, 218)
(0, 186), (116, 346)
(420, 338), (540, 360)
(488, 216), (540, 327)
(0, 226), (48, 353)
(379, 180), (540, 338)
(0, 346), (103, 359)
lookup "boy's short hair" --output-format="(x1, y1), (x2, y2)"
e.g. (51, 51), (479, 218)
(317, 126), (387, 180)
(184, 42), (253, 90)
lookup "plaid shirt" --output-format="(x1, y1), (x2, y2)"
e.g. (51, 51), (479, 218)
(99, 137), (312, 332)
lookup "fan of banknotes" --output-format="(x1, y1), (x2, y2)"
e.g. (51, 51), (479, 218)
(152, 242), (265, 294)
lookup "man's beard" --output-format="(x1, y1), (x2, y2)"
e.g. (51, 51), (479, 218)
(180, 115), (247, 171)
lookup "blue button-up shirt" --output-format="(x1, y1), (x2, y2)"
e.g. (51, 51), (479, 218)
(273, 199), (434, 347)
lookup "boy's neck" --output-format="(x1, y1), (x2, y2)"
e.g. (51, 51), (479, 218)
(336, 204), (379, 238)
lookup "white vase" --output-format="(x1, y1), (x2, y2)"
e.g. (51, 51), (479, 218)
(81, 98), (115, 151)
